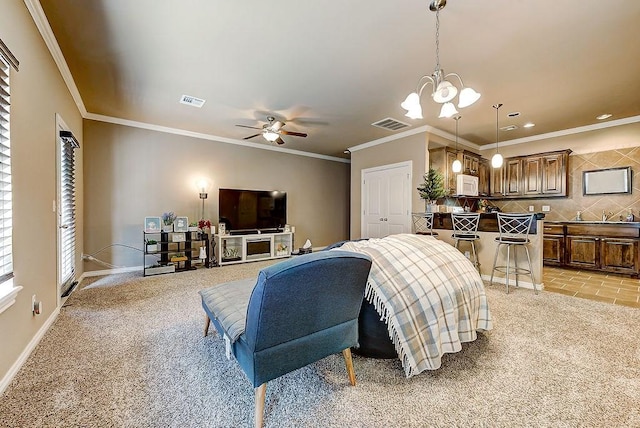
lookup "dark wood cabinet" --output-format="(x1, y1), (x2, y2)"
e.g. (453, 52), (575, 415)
(544, 222), (640, 276)
(566, 236), (599, 269)
(463, 152), (480, 176)
(504, 158), (522, 196)
(600, 238), (638, 274)
(542, 224), (565, 265)
(541, 152), (566, 195)
(490, 164), (504, 197)
(523, 157), (542, 195)
(478, 158), (490, 196)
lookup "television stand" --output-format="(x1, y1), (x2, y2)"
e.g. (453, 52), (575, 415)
(214, 231), (293, 266)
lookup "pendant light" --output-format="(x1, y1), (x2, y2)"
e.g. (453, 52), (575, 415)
(491, 103), (504, 168)
(451, 115), (462, 173)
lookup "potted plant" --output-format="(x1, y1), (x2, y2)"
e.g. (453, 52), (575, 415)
(162, 212), (176, 232)
(417, 168), (446, 212)
(188, 221), (199, 232)
(146, 239), (158, 253)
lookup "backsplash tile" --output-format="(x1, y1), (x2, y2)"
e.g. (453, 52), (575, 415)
(495, 148), (640, 221)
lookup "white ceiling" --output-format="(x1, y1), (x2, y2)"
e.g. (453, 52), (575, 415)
(37, 0), (640, 159)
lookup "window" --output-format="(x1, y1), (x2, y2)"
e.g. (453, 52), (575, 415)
(58, 130), (79, 295)
(0, 40), (20, 314)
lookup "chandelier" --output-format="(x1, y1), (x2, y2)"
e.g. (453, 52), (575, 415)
(401, 0), (481, 120)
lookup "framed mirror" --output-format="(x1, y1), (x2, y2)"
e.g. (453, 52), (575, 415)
(583, 166), (632, 196)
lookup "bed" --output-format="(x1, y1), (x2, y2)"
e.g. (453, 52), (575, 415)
(333, 233), (493, 378)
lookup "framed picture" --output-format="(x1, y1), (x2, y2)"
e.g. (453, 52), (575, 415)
(174, 216), (189, 232)
(144, 216), (162, 233)
(583, 166), (632, 195)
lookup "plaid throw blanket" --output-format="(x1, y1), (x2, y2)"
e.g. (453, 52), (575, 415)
(339, 234), (493, 377)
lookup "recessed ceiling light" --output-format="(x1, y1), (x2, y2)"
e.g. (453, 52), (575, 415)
(596, 114), (612, 120)
(523, 122), (535, 128)
(507, 112), (520, 118)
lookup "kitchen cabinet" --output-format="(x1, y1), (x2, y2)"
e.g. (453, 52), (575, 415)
(543, 222), (640, 276)
(504, 158), (523, 196)
(523, 157), (542, 195)
(541, 152), (566, 195)
(542, 224), (565, 265)
(490, 164), (504, 197)
(462, 152), (480, 176)
(478, 158), (490, 196)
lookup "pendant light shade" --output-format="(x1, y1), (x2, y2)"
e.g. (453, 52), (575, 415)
(401, 1), (480, 120)
(492, 103), (504, 169)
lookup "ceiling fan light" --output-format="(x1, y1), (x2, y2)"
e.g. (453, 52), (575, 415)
(457, 87), (481, 108)
(432, 80), (457, 103)
(263, 131), (279, 142)
(438, 102), (458, 118)
(491, 153), (504, 168)
(452, 159), (462, 173)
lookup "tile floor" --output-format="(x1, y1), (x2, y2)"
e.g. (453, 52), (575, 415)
(543, 267), (640, 309)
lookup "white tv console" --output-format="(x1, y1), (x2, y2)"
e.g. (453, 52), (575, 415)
(214, 231), (293, 266)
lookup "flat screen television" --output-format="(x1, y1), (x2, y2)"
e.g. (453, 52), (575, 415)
(218, 188), (287, 234)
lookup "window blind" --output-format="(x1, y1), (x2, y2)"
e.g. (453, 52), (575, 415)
(0, 55), (13, 284)
(59, 131), (79, 289)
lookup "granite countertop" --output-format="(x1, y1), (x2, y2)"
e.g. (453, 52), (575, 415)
(545, 220), (640, 226)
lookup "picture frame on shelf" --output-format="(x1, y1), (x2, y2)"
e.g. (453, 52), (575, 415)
(144, 216), (162, 233)
(171, 233), (186, 243)
(174, 216), (189, 232)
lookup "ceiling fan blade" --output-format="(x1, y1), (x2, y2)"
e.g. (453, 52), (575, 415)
(280, 130), (307, 137)
(236, 124), (263, 130)
(275, 137), (286, 145)
(243, 133), (262, 140)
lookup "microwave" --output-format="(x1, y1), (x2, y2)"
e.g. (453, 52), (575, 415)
(456, 174), (479, 196)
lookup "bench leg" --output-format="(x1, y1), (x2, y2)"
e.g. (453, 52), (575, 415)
(204, 314), (211, 337)
(255, 383), (267, 428)
(342, 348), (356, 386)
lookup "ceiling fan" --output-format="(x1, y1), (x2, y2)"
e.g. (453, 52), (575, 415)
(236, 116), (307, 145)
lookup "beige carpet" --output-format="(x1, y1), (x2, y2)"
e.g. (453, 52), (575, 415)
(1, 261), (639, 427)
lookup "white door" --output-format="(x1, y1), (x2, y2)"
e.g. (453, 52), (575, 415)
(56, 115), (79, 301)
(361, 161), (412, 238)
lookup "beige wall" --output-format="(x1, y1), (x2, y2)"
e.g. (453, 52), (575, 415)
(0, 3), (83, 382)
(82, 120), (350, 270)
(349, 132), (429, 239)
(480, 122), (640, 220)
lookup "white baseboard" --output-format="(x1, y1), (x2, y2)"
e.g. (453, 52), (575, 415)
(0, 305), (60, 394)
(80, 265), (143, 278)
(481, 274), (544, 291)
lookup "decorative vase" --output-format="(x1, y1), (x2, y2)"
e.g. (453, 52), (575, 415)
(146, 244), (158, 253)
(425, 201), (437, 213)
(162, 224), (173, 232)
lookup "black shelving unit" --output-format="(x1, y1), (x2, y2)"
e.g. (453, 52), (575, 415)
(143, 230), (210, 276)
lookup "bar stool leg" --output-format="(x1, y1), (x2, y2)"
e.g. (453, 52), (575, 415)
(490, 244), (500, 286)
(471, 240), (480, 273)
(513, 246), (520, 289)
(505, 245), (511, 294)
(524, 246), (537, 294)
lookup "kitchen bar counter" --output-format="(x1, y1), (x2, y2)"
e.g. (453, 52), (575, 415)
(429, 212), (545, 290)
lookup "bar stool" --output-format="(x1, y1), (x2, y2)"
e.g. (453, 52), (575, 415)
(490, 213), (537, 294)
(412, 212), (438, 238)
(451, 212), (481, 271)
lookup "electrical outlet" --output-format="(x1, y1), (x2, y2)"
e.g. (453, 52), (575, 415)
(31, 295), (41, 315)
(542, 205), (551, 212)
(529, 205), (535, 212)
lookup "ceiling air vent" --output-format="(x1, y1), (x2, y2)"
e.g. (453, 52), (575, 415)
(372, 117), (411, 131)
(179, 95), (206, 108)
(500, 125), (518, 131)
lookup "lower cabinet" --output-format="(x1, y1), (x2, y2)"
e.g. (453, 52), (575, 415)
(545, 223), (640, 276)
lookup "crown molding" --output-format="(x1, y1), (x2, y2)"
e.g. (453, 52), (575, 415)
(479, 115), (640, 150)
(349, 124), (480, 153)
(84, 113), (349, 163)
(24, 0), (87, 116)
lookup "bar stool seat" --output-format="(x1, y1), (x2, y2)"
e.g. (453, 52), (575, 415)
(412, 212), (438, 237)
(490, 213), (537, 294)
(451, 212), (480, 271)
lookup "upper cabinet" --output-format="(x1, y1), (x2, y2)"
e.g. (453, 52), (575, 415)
(430, 147), (571, 199)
